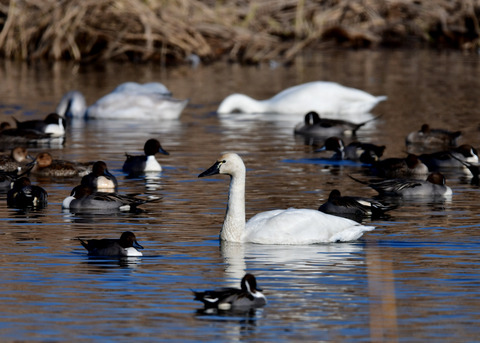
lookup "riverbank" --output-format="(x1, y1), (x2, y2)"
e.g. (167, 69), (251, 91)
(0, 0), (479, 65)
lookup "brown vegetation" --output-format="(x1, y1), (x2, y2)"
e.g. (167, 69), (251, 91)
(0, 0), (479, 65)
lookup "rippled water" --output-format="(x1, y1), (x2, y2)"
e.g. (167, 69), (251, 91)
(1, 49), (480, 342)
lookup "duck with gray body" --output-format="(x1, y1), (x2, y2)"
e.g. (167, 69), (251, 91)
(193, 274), (267, 310)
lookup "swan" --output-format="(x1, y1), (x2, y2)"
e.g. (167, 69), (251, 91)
(217, 82), (387, 122)
(198, 153), (375, 244)
(56, 82), (188, 120)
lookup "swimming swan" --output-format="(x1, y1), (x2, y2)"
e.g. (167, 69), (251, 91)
(217, 81), (386, 121)
(56, 82), (188, 120)
(198, 153), (375, 244)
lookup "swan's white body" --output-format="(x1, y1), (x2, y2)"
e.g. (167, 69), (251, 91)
(199, 153), (375, 244)
(217, 82), (386, 121)
(56, 82), (188, 120)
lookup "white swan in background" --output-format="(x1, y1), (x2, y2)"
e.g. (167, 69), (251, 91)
(217, 81), (386, 122)
(56, 82), (188, 120)
(198, 153), (375, 244)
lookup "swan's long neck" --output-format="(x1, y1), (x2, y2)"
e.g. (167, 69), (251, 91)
(219, 94), (267, 113)
(221, 170), (246, 242)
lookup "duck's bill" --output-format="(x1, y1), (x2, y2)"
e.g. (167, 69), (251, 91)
(159, 147), (170, 155)
(198, 161), (221, 178)
(133, 241), (144, 250)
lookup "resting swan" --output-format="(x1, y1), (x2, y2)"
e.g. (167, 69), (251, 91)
(198, 153), (375, 244)
(56, 82), (188, 120)
(217, 81), (386, 122)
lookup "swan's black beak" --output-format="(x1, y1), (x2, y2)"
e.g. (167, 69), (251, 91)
(198, 161), (221, 178)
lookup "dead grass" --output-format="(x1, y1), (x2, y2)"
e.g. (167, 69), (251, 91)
(0, 0), (479, 64)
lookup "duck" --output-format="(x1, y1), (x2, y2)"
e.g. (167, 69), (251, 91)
(198, 153), (375, 244)
(7, 177), (48, 208)
(418, 144), (478, 172)
(371, 154), (429, 179)
(316, 136), (385, 163)
(318, 189), (396, 222)
(14, 113), (65, 137)
(77, 231), (144, 257)
(294, 111), (379, 137)
(56, 82), (188, 120)
(122, 139), (169, 175)
(349, 172), (452, 197)
(0, 121), (54, 147)
(62, 185), (159, 212)
(0, 147), (32, 172)
(406, 124), (461, 150)
(448, 152), (480, 185)
(193, 273), (266, 310)
(81, 161), (118, 192)
(29, 152), (92, 177)
(217, 81), (387, 121)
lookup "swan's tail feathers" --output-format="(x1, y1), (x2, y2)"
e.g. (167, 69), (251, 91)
(376, 95), (388, 103)
(330, 224), (375, 242)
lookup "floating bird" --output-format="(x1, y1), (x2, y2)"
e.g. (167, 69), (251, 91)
(77, 231), (144, 257)
(29, 152), (92, 177)
(62, 185), (159, 212)
(217, 81), (386, 121)
(418, 144), (478, 173)
(14, 113), (65, 137)
(81, 161), (118, 192)
(7, 177), (48, 208)
(0, 147), (32, 172)
(56, 82), (188, 120)
(0, 122), (55, 147)
(371, 154), (429, 179)
(294, 111), (379, 137)
(198, 153), (375, 244)
(193, 274), (267, 310)
(318, 189), (396, 222)
(122, 139), (169, 175)
(349, 172), (452, 197)
(316, 136), (385, 163)
(406, 124), (461, 150)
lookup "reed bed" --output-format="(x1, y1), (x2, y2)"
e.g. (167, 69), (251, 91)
(0, 0), (479, 64)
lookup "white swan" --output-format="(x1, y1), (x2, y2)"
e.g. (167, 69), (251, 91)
(198, 153), (375, 244)
(217, 81), (386, 121)
(56, 82), (188, 120)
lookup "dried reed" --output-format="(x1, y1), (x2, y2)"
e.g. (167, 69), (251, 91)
(0, 0), (479, 64)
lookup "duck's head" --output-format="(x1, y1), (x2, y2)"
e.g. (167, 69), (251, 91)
(305, 111), (321, 125)
(198, 153), (245, 177)
(119, 231), (144, 250)
(241, 274), (262, 295)
(33, 152), (53, 169)
(70, 184), (93, 198)
(11, 147), (31, 163)
(144, 139), (169, 156)
(427, 172), (446, 186)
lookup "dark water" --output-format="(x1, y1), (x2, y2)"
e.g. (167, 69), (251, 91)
(1, 49), (480, 342)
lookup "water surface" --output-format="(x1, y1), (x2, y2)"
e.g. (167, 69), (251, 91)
(1, 49), (480, 342)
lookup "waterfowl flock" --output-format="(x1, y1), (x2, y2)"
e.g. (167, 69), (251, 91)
(1, 79), (477, 313)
